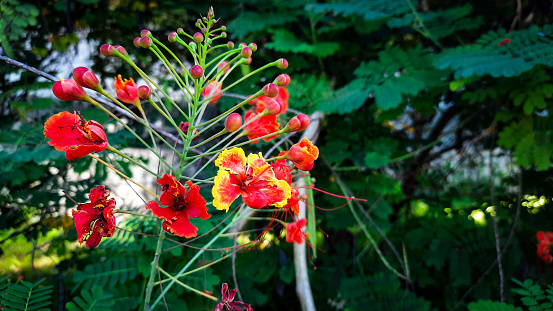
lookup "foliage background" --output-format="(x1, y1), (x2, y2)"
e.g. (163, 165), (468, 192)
(2, 0), (553, 310)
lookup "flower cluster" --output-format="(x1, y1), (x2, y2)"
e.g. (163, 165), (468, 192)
(72, 186), (116, 248)
(537, 231), (553, 263)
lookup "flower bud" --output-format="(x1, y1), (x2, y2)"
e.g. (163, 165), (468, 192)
(137, 85), (151, 99)
(177, 28), (185, 35)
(113, 45), (128, 57)
(262, 83), (279, 98)
(217, 61), (230, 74)
(201, 27), (208, 34)
(140, 36), (152, 48)
(276, 58), (288, 70)
(243, 57), (252, 65)
(297, 114), (310, 131)
(239, 43), (247, 48)
(193, 32), (203, 43)
(190, 65), (203, 79)
(227, 41), (234, 49)
(100, 44), (114, 57)
(221, 32), (227, 38)
(73, 67), (100, 91)
(241, 47), (252, 58)
(267, 99), (282, 115)
(195, 22), (201, 28)
(179, 122), (199, 140)
(225, 113), (242, 132)
(208, 6), (215, 19)
(287, 116), (302, 132)
(189, 42), (197, 50)
(133, 37), (141, 48)
(275, 74), (291, 86)
(248, 43), (257, 52)
(52, 79), (87, 101)
(221, 26), (227, 31)
(140, 29), (151, 37)
(168, 32), (177, 42)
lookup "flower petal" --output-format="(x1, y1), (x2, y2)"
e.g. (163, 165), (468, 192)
(86, 228), (102, 248)
(215, 147), (246, 175)
(212, 170), (241, 212)
(146, 201), (176, 221)
(164, 215), (198, 238)
(184, 181), (210, 219)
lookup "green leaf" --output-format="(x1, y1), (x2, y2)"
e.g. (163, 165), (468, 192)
(364, 152), (389, 169)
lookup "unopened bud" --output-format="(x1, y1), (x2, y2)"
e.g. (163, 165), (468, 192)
(133, 37), (141, 48)
(177, 28), (185, 35)
(248, 43), (257, 52)
(202, 17), (208, 23)
(221, 26), (227, 31)
(140, 29), (151, 37)
(189, 42), (197, 51)
(300, 194), (309, 200)
(168, 32), (177, 42)
(287, 116), (302, 132)
(227, 41), (234, 49)
(193, 32), (203, 43)
(195, 22), (200, 28)
(275, 74), (291, 86)
(137, 85), (151, 99)
(297, 114), (310, 131)
(113, 45), (127, 57)
(243, 57), (252, 65)
(140, 36), (152, 48)
(267, 99), (282, 115)
(100, 44), (114, 57)
(190, 65), (203, 79)
(225, 113), (242, 132)
(276, 58), (288, 70)
(217, 61), (230, 74)
(239, 43), (247, 48)
(221, 32), (227, 38)
(262, 83), (279, 98)
(201, 27), (208, 34)
(73, 67), (100, 91)
(208, 6), (215, 19)
(241, 47), (252, 58)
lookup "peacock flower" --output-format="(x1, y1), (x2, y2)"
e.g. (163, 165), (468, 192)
(202, 81), (223, 105)
(286, 218), (307, 244)
(44, 111), (108, 161)
(271, 157), (299, 216)
(213, 283), (253, 311)
(72, 185), (116, 248)
(537, 231), (553, 263)
(146, 175), (210, 238)
(114, 75), (140, 106)
(283, 138), (319, 171)
(212, 148), (291, 211)
(242, 110), (280, 143)
(249, 86), (289, 115)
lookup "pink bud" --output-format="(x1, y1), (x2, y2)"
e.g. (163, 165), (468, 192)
(221, 32), (227, 38)
(263, 83), (279, 98)
(201, 27), (208, 34)
(287, 116), (302, 132)
(276, 58), (288, 70)
(140, 36), (152, 48)
(217, 61), (230, 74)
(239, 43), (247, 48)
(241, 47), (252, 58)
(225, 113), (242, 132)
(168, 32), (177, 42)
(100, 44), (114, 57)
(275, 74), (291, 86)
(193, 32), (203, 43)
(73, 67), (100, 90)
(227, 41), (234, 49)
(244, 57), (252, 65)
(190, 65), (203, 79)
(248, 43), (257, 52)
(267, 99), (282, 115)
(137, 85), (151, 99)
(140, 29), (151, 37)
(297, 114), (310, 131)
(113, 45), (128, 57)
(222, 26), (227, 31)
(133, 37), (141, 48)
(177, 28), (185, 35)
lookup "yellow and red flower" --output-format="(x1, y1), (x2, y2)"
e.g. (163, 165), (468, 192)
(286, 218), (307, 244)
(249, 86), (289, 114)
(72, 185), (116, 248)
(212, 148), (291, 211)
(114, 75), (140, 105)
(242, 110), (280, 143)
(271, 156), (299, 216)
(146, 175), (210, 238)
(44, 111), (108, 161)
(284, 138), (319, 171)
(202, 81), (223, 105)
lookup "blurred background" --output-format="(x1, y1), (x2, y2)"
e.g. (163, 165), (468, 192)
(2, 0), (553, 310)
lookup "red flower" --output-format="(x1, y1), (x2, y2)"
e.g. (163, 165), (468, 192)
(283, 188), (300, 216)
(44, 111), (108, 161)
(537, 231), (553, 244)
(538, 242), (553, 263)
(242, 110), (280, 143)
(114, 75), (140, 105)
(52, 79), (87, 101)
(213, 283), (253, 311)
(284, 138), (319, 171)
(286, 218), (307, 244)
(202, 81), (223, 105)
(212, 148), (291, 211)
(498, 39), (511, 47)
(249, 86), (289, 114)
(72, 186), (116, 248)
(146, 175), (210, 238)
(271, 156), (299, 216)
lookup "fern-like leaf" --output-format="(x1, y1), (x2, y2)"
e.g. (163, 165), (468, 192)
(65, 285), (114, 311)
(467, 300), (522, 311)
(1, 278), (53, 311)
(72, 257), (137, 293)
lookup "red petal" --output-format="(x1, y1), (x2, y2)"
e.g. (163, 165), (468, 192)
(164, 215), (198, 238)
(146, 201), (177, 221)
(184, 181), (210, 219)
(72, 208), (97, 243)
(215, 148), (246, 175)
(85, 228), (102, 248)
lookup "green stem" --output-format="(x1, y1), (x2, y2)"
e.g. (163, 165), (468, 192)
(106, 145), (159, 177)
(114, 209), (157, 218)
(154, 253), (233, 286)
(144, 229), (165, 311)
(158, 268), (218, 301)
(189, 129), (227, 149)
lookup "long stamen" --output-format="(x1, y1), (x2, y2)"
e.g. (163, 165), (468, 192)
(295, 186), (368, 202)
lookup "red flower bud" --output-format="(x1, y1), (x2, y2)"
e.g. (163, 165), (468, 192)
(177, 28), (185, 35)
(190, 65), (204, 79)
(168, 32), (177, 42)
(53, 79), (87, 101)
(179, 122), (199, 140)
(286, 138), (318, 171)
(248, 43), (257, 52)
(241, 47), (252, 58)
(217, 61), (230, 74)
(133, 37), (141, 48)
(225, 113), (242, 132)
(287, 116), (302, 132)
(113, 45), (127, 57)
(201, 27), (208, 34)
(193, 32), (203, 43)
(100, 44), (114, 57)
(297, 114), (310, 131)
(140, 36), (152, 48)
(140, 29), (151, 37)
(276, 58), (288, 70)
(243, 57), (252, 65)
(137, 85), (151, 99)
(267, 99), (282, 115)
(263, 83), (279, 98)
(73, 67), (100, 91)
(275, 74), (291, 87)
(227, 41), (234, 49)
